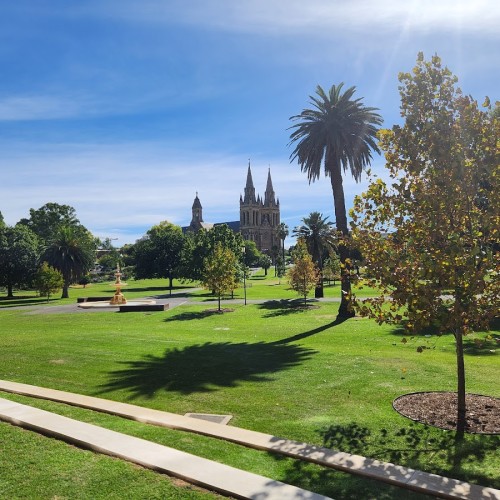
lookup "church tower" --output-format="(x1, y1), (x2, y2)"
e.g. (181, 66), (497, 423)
(192, 192), (203, 224)
(186, 192), (214, 232)
(240, 163), (280, 253)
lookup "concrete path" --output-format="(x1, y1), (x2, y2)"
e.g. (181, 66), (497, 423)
(0, 397), (327, 500)
(1, 380), (498, 499)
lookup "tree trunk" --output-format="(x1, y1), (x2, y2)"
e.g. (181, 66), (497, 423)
(7, 283), (13, 298)
(168, 275), (173, 296)
(455, 328), (467, 438)
(217, 293), (221, 312)
(314, 252), (324, 298)
(329, 164), (354, 319)
(61, 280), (70, 299)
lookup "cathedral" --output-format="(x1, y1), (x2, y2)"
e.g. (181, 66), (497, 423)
(185, 164), (281, 253)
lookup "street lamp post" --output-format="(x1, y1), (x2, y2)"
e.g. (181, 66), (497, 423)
(241, 246), (247, 306)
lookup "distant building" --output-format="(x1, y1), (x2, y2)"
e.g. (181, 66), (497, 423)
(239, 164), (280, 253)
(183, 163), (280, 253)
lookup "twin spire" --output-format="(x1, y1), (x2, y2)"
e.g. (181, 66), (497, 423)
(242, 161), (278, 207)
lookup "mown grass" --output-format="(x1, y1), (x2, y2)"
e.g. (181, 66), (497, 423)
(0, 278), (498, 499)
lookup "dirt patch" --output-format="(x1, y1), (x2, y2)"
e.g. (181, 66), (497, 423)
(393, 392), (500, 434)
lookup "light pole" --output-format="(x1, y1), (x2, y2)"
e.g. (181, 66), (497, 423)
(241, 246), (247, 305)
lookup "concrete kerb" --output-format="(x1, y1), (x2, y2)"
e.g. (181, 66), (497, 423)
(0, 397), (329, 500)
(1, 380), (498, 500)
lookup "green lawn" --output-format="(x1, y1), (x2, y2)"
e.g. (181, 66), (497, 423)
(0, 280), (498, 499)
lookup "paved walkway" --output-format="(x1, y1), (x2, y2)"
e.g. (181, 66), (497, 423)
(1, 380), (498, 499)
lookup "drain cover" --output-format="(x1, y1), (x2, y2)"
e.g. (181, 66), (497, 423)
(184, 413), (232, 425)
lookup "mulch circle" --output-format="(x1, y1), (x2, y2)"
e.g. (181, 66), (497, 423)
(393, 392), (500, 434)
(204, 308), (235, 314)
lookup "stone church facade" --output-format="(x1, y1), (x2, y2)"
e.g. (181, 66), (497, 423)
(239, 164), (280, 253)
(184, 164), (280, 253)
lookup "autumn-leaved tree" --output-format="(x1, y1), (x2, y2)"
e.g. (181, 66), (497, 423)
(288, 239), (320, 306)
(351, 53), (499, 435)
(293, 211), (336, 298)
(201, 242), (239, 312)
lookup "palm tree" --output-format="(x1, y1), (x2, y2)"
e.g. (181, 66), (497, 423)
(43, 226), (95, 298)
(293, 212), (336, 298)
(275, 222), (289, 263)
(289, 83), (382, 318)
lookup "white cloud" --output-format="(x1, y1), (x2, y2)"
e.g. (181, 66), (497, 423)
(0, 139), (384, 245)
(86, 0), (500, 37)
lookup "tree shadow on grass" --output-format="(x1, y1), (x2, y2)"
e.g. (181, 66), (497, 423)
(100, 309), (349, 398)
(317, 422), (499, 489)
(0, 296), (48, 307)
(98, 341), (315, 398)
(267, 422), (499, 498)
(258, 298), (321, 317)
(118, 285), (191, 293)
(163, 310), (230, 322)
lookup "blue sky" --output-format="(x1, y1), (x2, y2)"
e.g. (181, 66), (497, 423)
(0, 1), (498, 246)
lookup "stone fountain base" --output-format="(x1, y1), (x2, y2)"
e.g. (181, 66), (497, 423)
(78, 299), (157, 309)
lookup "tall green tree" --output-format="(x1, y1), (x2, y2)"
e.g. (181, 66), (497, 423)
(201, 242), (239, 312)
(0, 211), (5, 229)
(258, 254), (272, 275)
(42, 226), (96, 298)
(293, 212), (336, 298)
(323, 254), (341, 286)
(351, 54), (499, 435)
(19, 203), (80, 246)
(133, 221), (184, 292)
(243, 240), (261, 267)
(181, 224), (244, 281)
(289, 83), (382, 318)
(0, 225), (39, 297)
(275, 222), (289, 262)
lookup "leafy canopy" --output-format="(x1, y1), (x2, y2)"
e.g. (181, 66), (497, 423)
(0, 224), (39, 297)
(34, 262), (64, 301)
(201, 242), (239, 311)
(288, 239), (320, 306)
(351, 53), (499, 434)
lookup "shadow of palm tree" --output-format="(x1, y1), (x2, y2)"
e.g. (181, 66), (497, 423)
(258, 298), (322, 318)
(163, 310), (225, 322)
(98, 341), (315, 398)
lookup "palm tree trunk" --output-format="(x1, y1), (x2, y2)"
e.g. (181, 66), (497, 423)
(329, 165), (354, 319)
(61, 279), (70, 299)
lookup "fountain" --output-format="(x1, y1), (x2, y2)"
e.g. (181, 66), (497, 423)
(78, 265), (159, 310)
(109, 264), (127, 305)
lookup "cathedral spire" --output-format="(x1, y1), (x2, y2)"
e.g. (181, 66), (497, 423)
(243, 160), (256, 204)
(264, 167), (276, 206)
